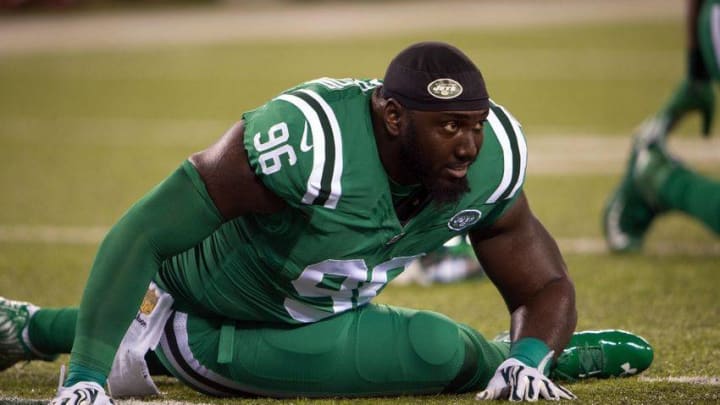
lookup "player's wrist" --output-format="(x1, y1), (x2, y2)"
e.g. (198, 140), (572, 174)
(508, 337), (552, 375)
(688, 47), (710, 81)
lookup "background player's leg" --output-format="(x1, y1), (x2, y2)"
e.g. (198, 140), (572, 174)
(659, 165), (720, 233)
(154, 304), (506, 397)
(698, 0), (720, 80)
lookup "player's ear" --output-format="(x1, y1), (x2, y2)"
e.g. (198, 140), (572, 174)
(384, 99), (405, 137)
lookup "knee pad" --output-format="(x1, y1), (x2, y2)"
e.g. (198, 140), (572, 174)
(355, 307), (465, 387)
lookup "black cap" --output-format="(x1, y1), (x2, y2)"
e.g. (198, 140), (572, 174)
(382, 41), (489, 111)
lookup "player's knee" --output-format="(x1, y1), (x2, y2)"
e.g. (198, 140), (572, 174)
(407, 310), (464, 368)
(353, 307), (466, 389)
(409, 313), (496, 394)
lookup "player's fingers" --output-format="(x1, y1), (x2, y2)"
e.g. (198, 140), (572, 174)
(475, 389), (493, 400)
(510, 376), (527, 402)
(555, 383), (577, 400)
(540, 379), (560, 401)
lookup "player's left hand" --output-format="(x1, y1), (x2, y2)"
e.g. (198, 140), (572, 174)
(475, 352), (576, 401)
(661, 79), (715, 137)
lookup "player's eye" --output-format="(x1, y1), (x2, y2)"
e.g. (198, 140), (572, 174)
(473, 121), (485, 132)
(443, 121), (459, 133)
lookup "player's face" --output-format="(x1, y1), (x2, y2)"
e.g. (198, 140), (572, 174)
(399, 109), (488, 204)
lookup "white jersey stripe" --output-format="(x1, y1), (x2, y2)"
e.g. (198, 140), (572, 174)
(486, 109), (514, 204)
(276, 93), (327, 206)
(500, 105), (528, 199)
(297, 89), (344, 209)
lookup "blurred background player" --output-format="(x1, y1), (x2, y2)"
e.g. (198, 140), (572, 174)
(394, 235), (484, 285)
(604, 0), (720, 252)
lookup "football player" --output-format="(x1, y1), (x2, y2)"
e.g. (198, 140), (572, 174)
(604, 0), (720, 252)
(1, 42), (653, 403)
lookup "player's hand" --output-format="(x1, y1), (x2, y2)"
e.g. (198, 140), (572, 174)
(475, 352), (576, 401)
(50, 381), (114, 405)
(661, 79), (715, 137)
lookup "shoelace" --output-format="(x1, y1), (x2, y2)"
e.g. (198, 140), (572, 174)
(552, 344), (604, 382)
(576, 345), (604, 379)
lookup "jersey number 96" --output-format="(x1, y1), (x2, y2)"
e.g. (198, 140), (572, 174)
(254, 122), (297, 175)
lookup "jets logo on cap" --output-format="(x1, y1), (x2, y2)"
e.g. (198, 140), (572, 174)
(428, 78), (463, 99)
(448, 209), (482, 231)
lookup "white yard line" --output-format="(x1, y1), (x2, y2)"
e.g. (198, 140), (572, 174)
(4, 115), (719, 174)
(0, 0), (680, 55)
(0, 400), (201, 405)
(527, 135), (720, 174)
(0, 225), (108, 245)
(640, 376), (720, 385)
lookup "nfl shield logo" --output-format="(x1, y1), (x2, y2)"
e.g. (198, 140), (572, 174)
(447, 209), (482, 231)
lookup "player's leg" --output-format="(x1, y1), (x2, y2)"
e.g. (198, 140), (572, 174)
(634, 140), (720, 234)
(603, 133), (663, 252)
(153, 303), (508, 397)
(698, 0), (720, 81)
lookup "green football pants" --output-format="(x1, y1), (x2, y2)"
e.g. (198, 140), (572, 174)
(153, 304), (509, 398)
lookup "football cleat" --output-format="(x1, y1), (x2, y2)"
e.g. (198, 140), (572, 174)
(0, 296), (57, 371)
(603, 121), (669, 253)
(632, 140), (677, 210)
(552, 329), (654, 381)
(51, 366), (114, 405)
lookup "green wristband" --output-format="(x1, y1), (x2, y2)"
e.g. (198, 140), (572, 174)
(509, 337), (552, 375)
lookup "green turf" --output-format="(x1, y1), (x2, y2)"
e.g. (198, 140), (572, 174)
(2, 8), (720, 404)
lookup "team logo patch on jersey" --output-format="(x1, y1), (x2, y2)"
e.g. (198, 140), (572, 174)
(448, 209), (482, 231)
(428, 78), (463, 99)
(140, 288), (159, 315)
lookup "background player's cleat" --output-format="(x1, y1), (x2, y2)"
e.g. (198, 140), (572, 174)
(0, 297), (57, 371)
(551, 329), (654, 381)
(632, 140), (678, 210)
(603, 123), (668, 253)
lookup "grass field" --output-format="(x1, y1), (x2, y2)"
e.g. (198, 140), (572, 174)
(1, 1), (720, 403)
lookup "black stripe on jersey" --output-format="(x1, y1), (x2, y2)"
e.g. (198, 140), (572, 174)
(163, 312), (248, 397)
(293, 91), (335, 207)
(490, 105), (521, 200)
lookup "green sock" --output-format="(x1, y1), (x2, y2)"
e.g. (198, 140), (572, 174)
(65, 363), (107, 387)
(659, 166), (720, 234)
(28, 307), (78, 355)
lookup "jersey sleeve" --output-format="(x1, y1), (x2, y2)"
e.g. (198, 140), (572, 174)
(242, 87), (344, 210)
(474, 102), (529, 227)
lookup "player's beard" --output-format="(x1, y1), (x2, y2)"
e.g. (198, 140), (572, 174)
(399, 117), (470, 205)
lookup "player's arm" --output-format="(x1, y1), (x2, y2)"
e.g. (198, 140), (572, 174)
(659, 0), (715, 136)
(69, 121), (283, 385)
(189, 120), (286, 218)
(469, 192), (576, 355)
(470, 193), (577, 400)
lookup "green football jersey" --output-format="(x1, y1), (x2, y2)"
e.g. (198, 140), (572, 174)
(158, 77), (527, 324)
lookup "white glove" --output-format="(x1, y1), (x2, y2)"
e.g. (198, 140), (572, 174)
(50, 365), (114, 405)
(476, 351), (576, 401)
